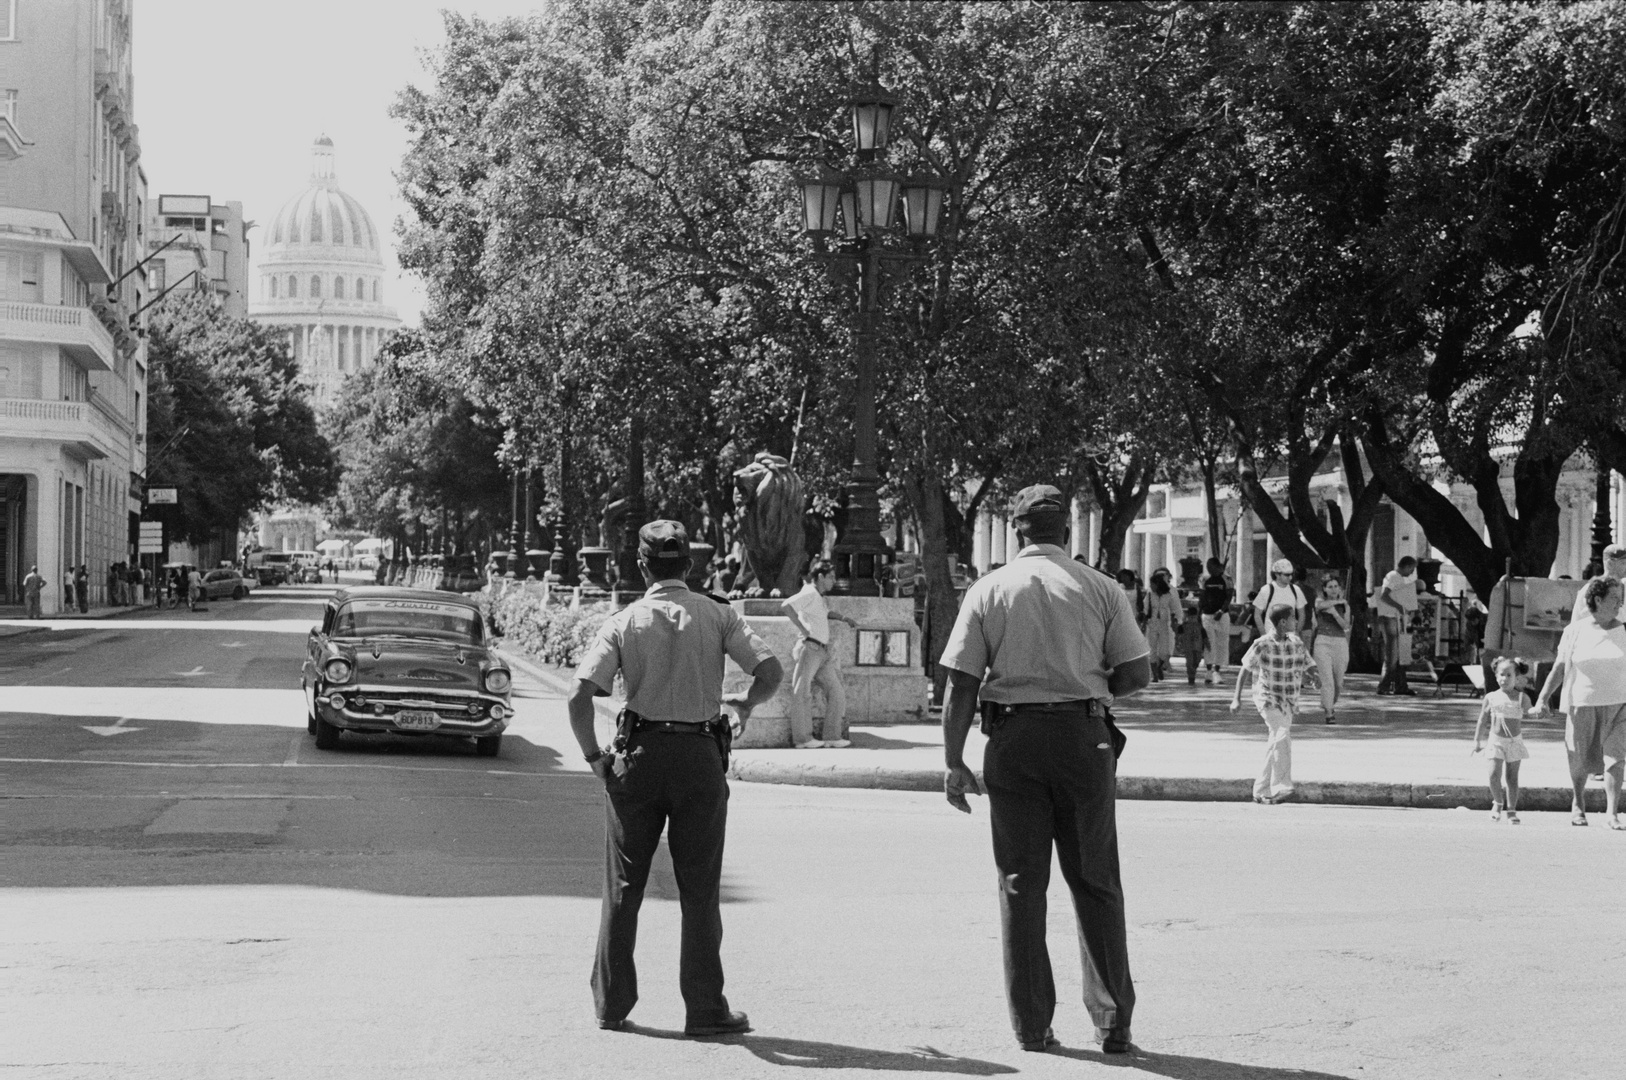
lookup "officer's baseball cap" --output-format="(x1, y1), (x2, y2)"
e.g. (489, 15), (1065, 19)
(1605, 544), (1626, 560)
(638, 520), (690, 560)
(1011, 484), (1067, 519)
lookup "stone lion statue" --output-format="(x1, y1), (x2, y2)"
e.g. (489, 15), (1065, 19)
(731, 452), (806, 597)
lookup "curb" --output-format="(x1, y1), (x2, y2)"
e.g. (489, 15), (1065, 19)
(493, 646), (1600, 814)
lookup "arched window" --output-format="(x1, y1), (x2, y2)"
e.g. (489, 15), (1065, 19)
(310, 275), (322, 299)
(333, 277), (345, 300)
(372, 280), (380, 302)
(269, 276), (278, 299)
(309, 205), (323, 244)
(288, 275), (298, 298)
(355, 277), (365, 301)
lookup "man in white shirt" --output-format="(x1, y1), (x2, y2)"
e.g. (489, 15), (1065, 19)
(782, 559), (857, 748)
(1569, 544), (1626, 623)
(1376, 556), (1419, 695)
(1252, 559), (1308, 633)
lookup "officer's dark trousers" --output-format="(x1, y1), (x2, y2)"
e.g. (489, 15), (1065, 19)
(983, 709), (1134, 1041)
(593, 731), (732, 1026)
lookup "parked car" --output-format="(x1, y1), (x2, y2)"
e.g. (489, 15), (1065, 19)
(248, 551), (295, 586)
(202, 568), (252, 601)
(301, 587), (512, 756)
(290, 550), (323, 583)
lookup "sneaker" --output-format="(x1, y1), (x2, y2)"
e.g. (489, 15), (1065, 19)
(1324, 715), (1336, 725)
(822, 738), (852, 748)
(1490, 804), (1502, 822)
(793, 740), (826, 749)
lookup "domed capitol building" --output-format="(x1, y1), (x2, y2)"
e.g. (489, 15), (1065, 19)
(250, 136), (400, 408)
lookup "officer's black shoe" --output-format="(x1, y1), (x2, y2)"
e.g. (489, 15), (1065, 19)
(597, 1017), (626, 1031)
(1019, 1028), (1058, 1052)
(685, 1011), (751, 1037)
(1095, 1028), (1133, 1054)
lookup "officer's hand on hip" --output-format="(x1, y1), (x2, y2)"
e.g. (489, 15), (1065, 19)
(589, 754), (614, 782)
(722, 693), (753, 733)
(944, 763), (983, 814)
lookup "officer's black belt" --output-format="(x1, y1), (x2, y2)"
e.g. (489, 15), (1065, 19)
(630, 716), (716, 735)
(993, 699), (1103, 717)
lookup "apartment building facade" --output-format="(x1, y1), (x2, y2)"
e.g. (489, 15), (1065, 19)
(0, 0), (148, 609)
(148, 193), (250, 319)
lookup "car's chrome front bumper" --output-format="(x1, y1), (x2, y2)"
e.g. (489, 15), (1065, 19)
(315, 685), (510, 737)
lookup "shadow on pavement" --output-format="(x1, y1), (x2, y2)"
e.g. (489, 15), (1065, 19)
(847, 730), (936, 751)
(625, 1027), (1017, 1073)
(1051, 1046), (1353, 1078)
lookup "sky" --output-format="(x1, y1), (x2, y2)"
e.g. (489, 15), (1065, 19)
(132, 0), (544, 328)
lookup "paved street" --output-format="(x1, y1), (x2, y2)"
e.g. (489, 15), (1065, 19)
(6, 589), (1624, 1079)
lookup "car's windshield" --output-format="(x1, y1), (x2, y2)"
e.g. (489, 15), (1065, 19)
(332, 598), (483, 644)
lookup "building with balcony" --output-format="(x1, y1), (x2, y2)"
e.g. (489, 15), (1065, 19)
(250, 136), (399, 409)
(147, 193), (251, 318)
(0, 0), (148, 610)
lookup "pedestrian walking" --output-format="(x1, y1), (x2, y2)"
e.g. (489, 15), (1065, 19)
(1569, 543), (1626, 622)
(1144, 569), (1180, 681)
(1473, 657), (1530, 824)
(1252, 559), (1308, 634)
(1115, 567), (1147, 631)
(22, 565), (45, 618)
(568, 519), (783, 1037)
(1533, 575), (1626, 829)
(187, 566), (204, 611)
(939, 483), (1150, 1055)
(1376, 556), (1419, 695)
(74, 565), (88, 613)
(781, 558), (856, 748)
(1230, 603), (1316, 804)
(1177, 599), (1205, 685)
(1311, 575), (1351, 723)
(1197, 558), (1233, 684)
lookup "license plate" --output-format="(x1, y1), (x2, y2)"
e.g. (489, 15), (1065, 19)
(395, 710), (440, 730)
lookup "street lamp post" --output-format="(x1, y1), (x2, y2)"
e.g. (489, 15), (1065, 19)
(793, 87), (946, 596)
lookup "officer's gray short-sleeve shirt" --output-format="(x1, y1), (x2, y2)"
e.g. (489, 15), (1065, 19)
(575, 580), (775, 723)
(939, 545), (1148, 703)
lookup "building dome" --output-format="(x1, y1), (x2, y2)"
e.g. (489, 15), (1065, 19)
(249, 135), (401, 408)
(264, 137), (383, 261)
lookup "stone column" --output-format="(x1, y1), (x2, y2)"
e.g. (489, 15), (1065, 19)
(972, 509), (991, 574)
(990, 514), (1007, 565)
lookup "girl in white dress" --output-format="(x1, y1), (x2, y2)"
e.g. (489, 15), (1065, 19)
(1474, 657), (1530, 823)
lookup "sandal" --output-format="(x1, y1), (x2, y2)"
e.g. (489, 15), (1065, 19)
(1507, 811), (1521, 825)
(1572, 812), (1588, 826)
(1609, 817), (1626, 831)
(1489, 804), (1502, 822)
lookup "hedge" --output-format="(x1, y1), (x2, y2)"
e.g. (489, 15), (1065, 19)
(481, 586), (612, 668)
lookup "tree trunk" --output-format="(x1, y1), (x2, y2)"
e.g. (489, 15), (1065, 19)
(1083, 453), (1155, 573)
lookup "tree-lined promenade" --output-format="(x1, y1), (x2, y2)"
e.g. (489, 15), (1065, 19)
(328, 0), (1625, 672)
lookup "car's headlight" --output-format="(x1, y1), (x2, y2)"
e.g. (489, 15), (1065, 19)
(323, 658), (354, 683)
(483, 668), (511, 694)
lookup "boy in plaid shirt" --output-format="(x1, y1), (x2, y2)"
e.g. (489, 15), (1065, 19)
(1230, 603), (1318, 804)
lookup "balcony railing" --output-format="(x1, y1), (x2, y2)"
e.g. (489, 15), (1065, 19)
(0, 397), (128, 461)
(0, 300), (117, 371)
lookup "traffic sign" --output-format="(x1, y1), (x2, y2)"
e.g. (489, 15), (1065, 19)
(139, 521), (164, 554)
(147, 488), (178, 505)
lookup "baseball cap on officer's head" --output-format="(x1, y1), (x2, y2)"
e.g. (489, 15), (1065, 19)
(638, 520), (689, 561)
(1605, 543), (1626, 562)
(1011, 484), (1066, 520)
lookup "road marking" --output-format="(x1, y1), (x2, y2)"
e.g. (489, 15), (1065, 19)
(219, 641), (248, 648)
(283, 733), (302, 765)
(0, 756), (556, 777)
(83, 715), (144, 737)
(172, 666), (212, 677)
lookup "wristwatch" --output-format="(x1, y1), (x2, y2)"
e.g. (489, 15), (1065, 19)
(584, 748), (607, 764)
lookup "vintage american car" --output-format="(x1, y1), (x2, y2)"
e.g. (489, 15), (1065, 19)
(301, 587), (513, 756)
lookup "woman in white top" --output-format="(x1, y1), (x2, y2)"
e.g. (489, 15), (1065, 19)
(1534, 575), (1626, 828)
(1144, 569), (1182, 681)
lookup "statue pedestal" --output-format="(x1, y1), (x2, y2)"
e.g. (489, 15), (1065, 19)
(725, 596), (928, 748)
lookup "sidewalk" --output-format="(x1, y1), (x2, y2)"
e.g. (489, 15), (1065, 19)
(497, 646), (1596, 813)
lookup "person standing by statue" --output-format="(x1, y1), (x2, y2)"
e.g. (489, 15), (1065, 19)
(782, 559), (858, 748)
(569, 520), (784, 1036)
(939, 484), (1150, 1055)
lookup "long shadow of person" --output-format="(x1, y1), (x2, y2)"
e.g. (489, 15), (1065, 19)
(1050, 1045), (1355, 1079)
(625, 1026), (1016, 1074)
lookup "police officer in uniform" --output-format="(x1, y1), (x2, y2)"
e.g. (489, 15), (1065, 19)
(938, 484), (1151, 1054)
(569, 520), (783, 1035)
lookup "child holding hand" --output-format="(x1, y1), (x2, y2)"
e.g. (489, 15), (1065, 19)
(1473, 657), (1530, 823)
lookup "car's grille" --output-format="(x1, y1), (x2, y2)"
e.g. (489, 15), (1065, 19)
(344, 689), (489, 720)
